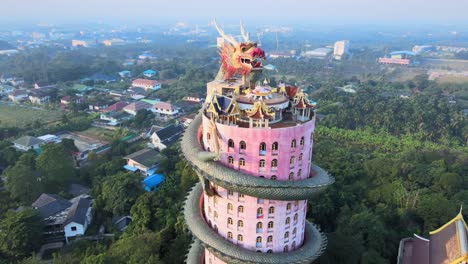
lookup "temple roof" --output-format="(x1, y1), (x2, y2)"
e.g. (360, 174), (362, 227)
(207, 94), (240, 117)
(245, 100), (274, 119)
(294, 92), (315, 109)
(398, 210), (468, 264)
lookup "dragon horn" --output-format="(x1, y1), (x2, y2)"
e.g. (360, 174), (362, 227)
(240, 20), (249, 42)
(212, 19), (237, 46)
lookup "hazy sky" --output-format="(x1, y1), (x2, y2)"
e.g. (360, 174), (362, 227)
(2, 0), (468, 25)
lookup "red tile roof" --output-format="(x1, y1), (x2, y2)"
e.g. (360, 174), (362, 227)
(154, 101), (174, 111)
(132, 78), (159, 86)
(103, 101), (129, 112)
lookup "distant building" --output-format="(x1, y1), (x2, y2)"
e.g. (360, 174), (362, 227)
(71, 40), (90, 48)
(183, 96), (203, 103)
(37, 134), (61, 144)
(412, 45), (434, 54)
(29, 89), (51, 104)
(100, 111), (132, 126)
(8, 89), (28, 102)
(268, 51), (294, 59)
(0, 84), (14, 96)
(12, 136), (44, 151)
(149, 124), (184, 150)
(102, 38), (126, 46)
(118, 70), (131, 78)
(302, 48), (333, 58)
(123, 101), (152, 116)
(102, 101), (129, 112)
(397, 210), (468, 264)
(143, 69), (157, 78)
(138, 53), (156, 60)
(131, 78), (161, 91)
(333, 40), (350, 60)
(378, 57), (410, 66)
(152, 101), (179, 117)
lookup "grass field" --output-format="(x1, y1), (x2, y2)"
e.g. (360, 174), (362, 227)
(0, 104), (63, 127)
(79, 127), (117, 142)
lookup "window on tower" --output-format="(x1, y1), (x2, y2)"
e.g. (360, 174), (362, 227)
(259, 142), (266, 155)
(228, 139), (234, 151)
(300, 136), (305, 147)
(239, 141), (246, 153)
(271, 159), (278, 170)
(239, 158), (246, 167)
(257, 207), (263, 218)
(228, 156), (234, 164)
(291, 139), (296, 148)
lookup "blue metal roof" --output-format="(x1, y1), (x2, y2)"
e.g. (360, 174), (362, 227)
(123, 165), (138, 172)
(143, 174), (164, 191)
(143, 69), (157, 74)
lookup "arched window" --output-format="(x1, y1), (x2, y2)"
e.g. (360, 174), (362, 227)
(228, 156), (234, 164)
(227, 203), (233, 212)
(228, 139), (234, 149)
(257, 207), (263, 217)
(239, 194), (244, 199)
(268, 206), (275, 214)
(240, 141), (246, 152)
(297, 169), (302, 178)
(259, 142), (266, 155)
(228, 217), (233, 225)
(238, 220), (244, 228)
(286, 217), (290, 225)
(294, 201), (299, 207)
(290, 156), (295, 165)
(291, 139), (296, 148)
(214, 196), (218, 204)
(239, 158), (246, 167)
(228, 190), (234, 196)
(272, 142), (278, 151)
(238, 234), (243, 242)
(300, 136), (305, 147)
(268, 221), (274, 229)
(256, 236), (262, 244)
(292, 241), (296, 250)
(271, 159), (277, 168)
(287, 203), (292, 211)
(267, 236), (273, 242)
(267, 250), (273, 253)
(284, 245), (289, 252)
(259, 159), (265, 168)
(284, 231), (289, 239)
(293, 227), (297, 235)
(228, 232), (233, 239)
(256, 222), (263, 229)
(271, 175), (277, 180)
(299, 153), (303, 161)
(214, 211), (218, 218)
(294, 213), (298, 222)
(207, 133), (211, 140)
(238, 205), (244, 213)
(289, 172), (294, 180)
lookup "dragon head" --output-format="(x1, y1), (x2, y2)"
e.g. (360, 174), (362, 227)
(214, 20), (266, 79)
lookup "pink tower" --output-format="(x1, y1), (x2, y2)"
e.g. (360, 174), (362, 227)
(183, 20), (334, 264)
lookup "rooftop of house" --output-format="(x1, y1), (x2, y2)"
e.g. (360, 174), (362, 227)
(64, 197), (91, 226)
(124, 148), (160, 168)
(32, 193), (72, 218)
(143, 69), (157, 74)
(132, 78), (159, 86)
(124, 101), (152, 111)
(154, 124), (184, 146)
(13, 136), (44, 147)
(154, 101), (175, 111)
(103, 101), (129, 112)
(9, 89), (28, 96)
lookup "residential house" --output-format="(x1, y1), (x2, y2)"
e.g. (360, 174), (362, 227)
(63, 197), (92, 243)
(118, 70), (131, 78)
(179, 113), (196, 127)
(10, 78), (25, 87)
(131, 78), (161, 91)
(152, 101), (179, 117)
(84, 73), (117, 83)
(182, 95), (203, 103)
(12, 136), (44, 151)
(29, 89), (51, 104)
(0, 74), (14, 83)
(8, 89), (28, 102)
(123, 101), (152, 116)
(100, 111), (132, 126)
(102, 101), (129, 112)
(32, 193), (92, 243)
(88, 100), (110, 112)
(124, 148), (161, 175)
(149, 124), (184, 150)
(143, 69), (157, 78)
(68, 183), (90, 197)
(127, 87), (147, 100)
(34, 82), (56, 89)
(0, 84), (14, 96)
